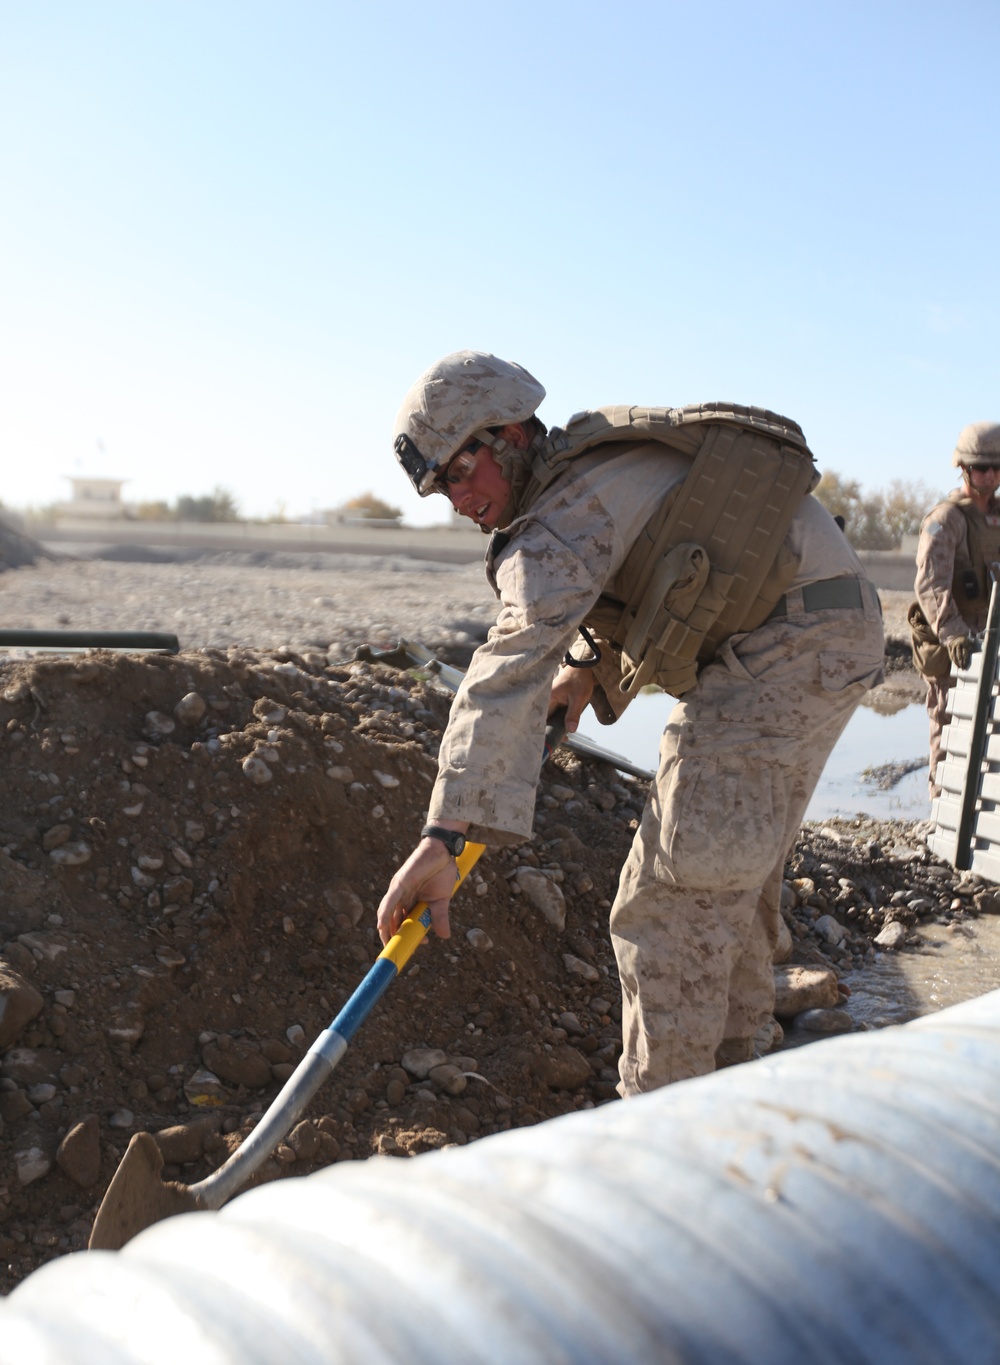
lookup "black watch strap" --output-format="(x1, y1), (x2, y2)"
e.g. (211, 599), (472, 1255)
(421, 824), (467, 858)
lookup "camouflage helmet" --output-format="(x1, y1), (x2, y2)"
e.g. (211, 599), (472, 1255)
(393, 350), (546, 495)
(952, 421), (1000, 468)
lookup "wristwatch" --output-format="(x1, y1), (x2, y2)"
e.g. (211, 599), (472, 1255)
(420, 824), (467, 858)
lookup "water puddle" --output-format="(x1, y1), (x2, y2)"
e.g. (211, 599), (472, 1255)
(843, 917), (1000, 1027)
(576, 691), (932, 823)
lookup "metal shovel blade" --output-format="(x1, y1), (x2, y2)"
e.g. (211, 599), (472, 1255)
(89, 1132), (204, 1250)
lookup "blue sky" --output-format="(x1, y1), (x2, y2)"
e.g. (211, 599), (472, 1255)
(1, 1), (997, 525)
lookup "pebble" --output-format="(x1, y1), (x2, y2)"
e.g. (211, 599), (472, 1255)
(563, 953), (600, 983)
(401, 1047), (448, 1079)
(174, 692), (207, 726)
(513, 867), (566, 930)
(794, 1007), (854, 1035)
(143, 711), (176, 741)
(874, 921), (909, 950)
(242, 754), (273, 785)
(15, 1147), (52, 1187)
(56, 1114), (101, 1187)
(48, 842), (92, 866)
(466, 927), (493, 950)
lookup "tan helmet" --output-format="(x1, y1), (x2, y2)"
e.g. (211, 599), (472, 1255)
(393, 350), (546, 495)
(952, 421), (1000, 468)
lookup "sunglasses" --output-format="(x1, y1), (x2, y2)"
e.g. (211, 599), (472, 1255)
(432, 439), (485, 494)
(970, 464), (1000, 473)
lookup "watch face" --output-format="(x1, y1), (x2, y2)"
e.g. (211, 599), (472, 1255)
(453, 833), (466, 855)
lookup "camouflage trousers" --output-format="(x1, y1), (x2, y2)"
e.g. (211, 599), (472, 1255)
(925, 675), (951, 799)
(611, 582), (885, 1095)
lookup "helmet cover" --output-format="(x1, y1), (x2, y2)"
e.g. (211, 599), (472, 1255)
(953, 421), (1000, 468)
(393, 350), (546, 494)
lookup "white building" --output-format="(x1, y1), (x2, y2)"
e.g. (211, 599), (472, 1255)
(56, 477), (128, 520)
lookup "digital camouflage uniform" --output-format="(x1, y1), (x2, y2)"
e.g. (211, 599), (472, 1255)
(914, 423), (1000, 796)
(427, 440), (885, 1094)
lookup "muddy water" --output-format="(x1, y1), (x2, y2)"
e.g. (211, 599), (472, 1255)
(577, 691), (1000, 1026)
(844, 916), (1000, 1027)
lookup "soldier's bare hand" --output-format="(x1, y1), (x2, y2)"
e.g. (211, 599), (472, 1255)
(948, 636), (973, 671)
(549, 664), (595, 734)
(376, 840), (457, 945)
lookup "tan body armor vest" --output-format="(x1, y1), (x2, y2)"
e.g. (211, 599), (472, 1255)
(948, 496), (1000, 622)
(496, 402), (819, 698)
(910, 494), (1000, 678)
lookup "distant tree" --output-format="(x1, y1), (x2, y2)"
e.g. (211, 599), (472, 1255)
(814, 471), (943, 550)
(339, 492), (402, 521)
(135, 500), (172, 521)
(175, 486), (240, 522)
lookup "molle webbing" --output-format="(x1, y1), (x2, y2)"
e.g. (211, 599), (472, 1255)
(612, 422), (817, 694)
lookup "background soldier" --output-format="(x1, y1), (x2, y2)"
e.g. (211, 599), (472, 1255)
(912, 421), (1000, 798)
(377, 351), (885, 1094)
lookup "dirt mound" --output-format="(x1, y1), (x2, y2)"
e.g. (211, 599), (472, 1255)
(0, 645), (641, 1291)
(0, 518), (49, 573)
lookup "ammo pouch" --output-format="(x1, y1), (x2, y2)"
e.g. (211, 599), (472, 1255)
(908, 600), (951, 679)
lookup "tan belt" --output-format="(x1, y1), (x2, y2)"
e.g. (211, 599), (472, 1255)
(767, 576), (872, 620)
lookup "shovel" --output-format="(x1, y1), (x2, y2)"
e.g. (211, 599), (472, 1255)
(89, 712), (567, 1250)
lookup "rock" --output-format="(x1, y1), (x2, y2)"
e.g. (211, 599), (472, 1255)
(288, 1120), (321, 1160)
(563, 953), (600, 983)
(1, 1048), (56, 1087)
(773, 965), (841, 1016)
(48, 842), (92, 867)
(41, 824), (72, 852)
(531, 1045), (592, 1091)
(874, 921), (909, 950)
(326, 765), (355, 783)
(16, 1145), (53, 1186)
(514, 867), (566, 930)
(429, 1063), (467, 1095)
(242, 754), (273, 785)
(27, 1082), (56, 1105)
(183, 1069), (227, 1105)
(143, 711), (176, 741)
(108, 1108), (134, 1129)
(174, 692), (207, 726)
(56, 1115), (101, 1186)
(755, 1016), (784, 1054)
(401, 1047), (448, 1080)
(814, 914), (847, 947)
(795, 1007), (854, 1035)
(154, 1117), (221, 1164)
(466, 927), (493, 951)
(0, 964), (44, 1048)
(202, 1041), (272, 1089)
(163, 876), (193, 905)
(0, 1088), (33, 1124)
(373, 771), (399, 789)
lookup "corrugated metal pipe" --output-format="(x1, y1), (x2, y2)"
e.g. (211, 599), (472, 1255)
(3, 989), (1000, 1365)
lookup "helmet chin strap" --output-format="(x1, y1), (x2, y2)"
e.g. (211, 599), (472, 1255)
(474, 426), (545, 528)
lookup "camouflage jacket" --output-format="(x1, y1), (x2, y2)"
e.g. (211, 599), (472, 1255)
(426, 441), (867, 845)
(915, 491), (1000, 642)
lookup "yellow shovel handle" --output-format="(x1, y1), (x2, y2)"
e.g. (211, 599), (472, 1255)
(379, 840), (486, 972)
